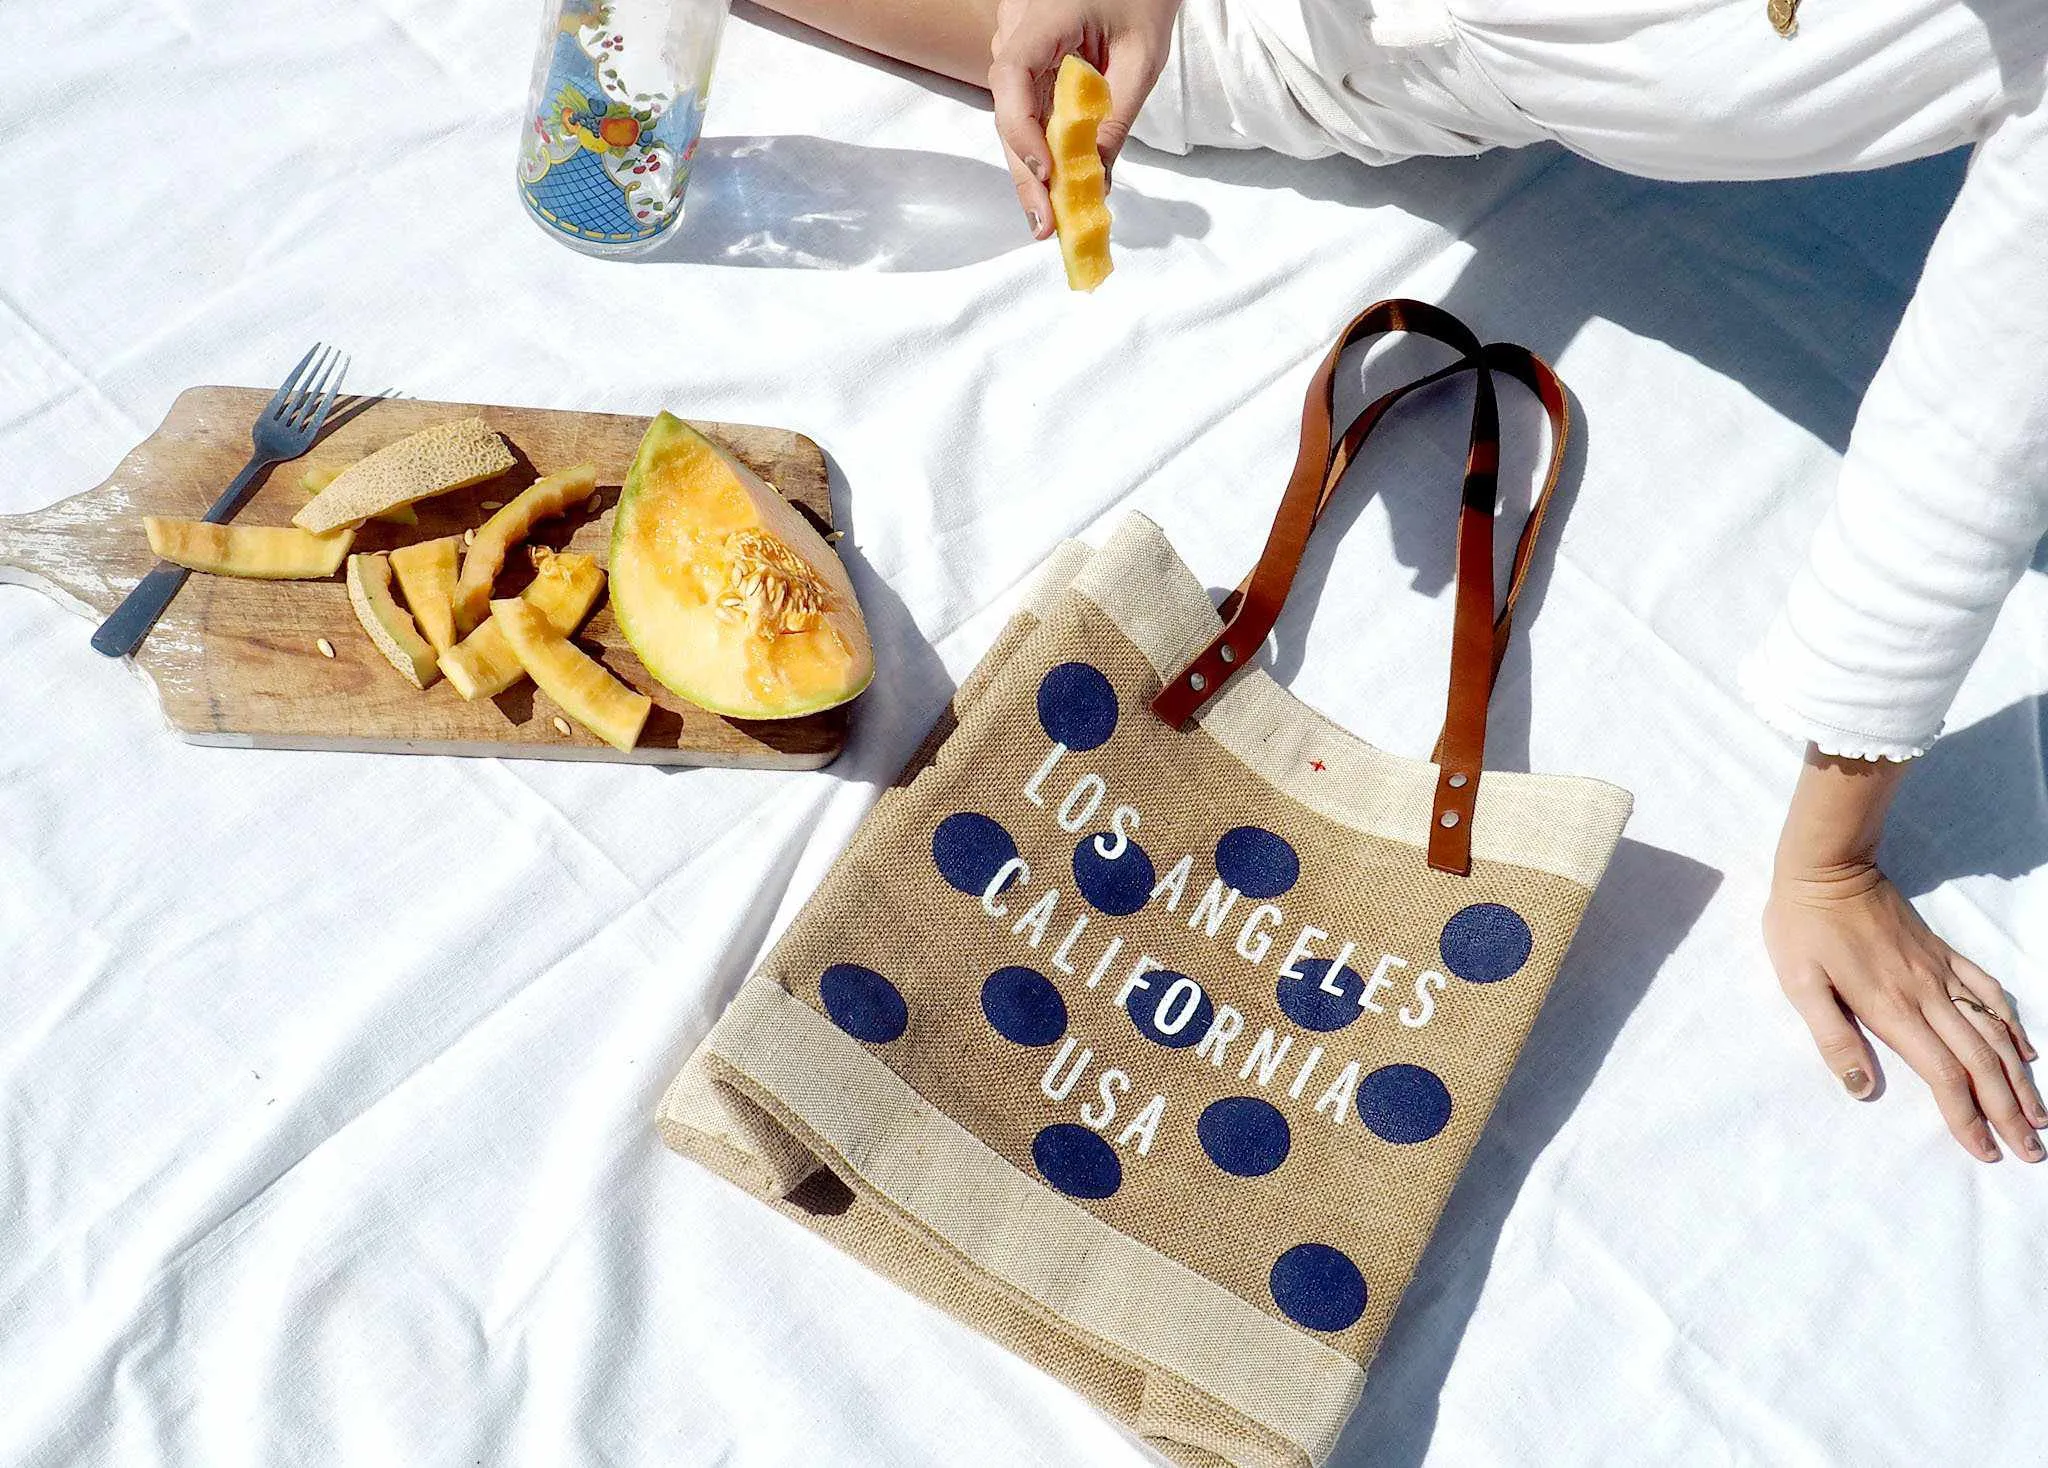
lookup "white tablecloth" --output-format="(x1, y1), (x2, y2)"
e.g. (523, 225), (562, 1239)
(5, 5), (2046, 1465)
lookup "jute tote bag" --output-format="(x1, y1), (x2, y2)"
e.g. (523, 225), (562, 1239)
(659, 301), (1633, 1468)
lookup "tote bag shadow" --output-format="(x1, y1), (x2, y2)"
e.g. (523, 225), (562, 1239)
(659, 301), (1634, 1468)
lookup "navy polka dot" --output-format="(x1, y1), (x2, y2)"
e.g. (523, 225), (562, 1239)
(1032, 1123), (1121, 1199)
(1073, 835), (1155, 916)
(1440, 902), (1534, 984)
(1036, 662), (1119, 751)
(1128, 972), (1213, 1049)
(819, 964), (909, 1044)
(1356, 1063), (1453, 1144)
(1197, 1097), (1291, 1178)
(1274, 958), (1365, 1033)
(980, 966), (1067, 1047)
(1215, 826), (1299, 899)
(1270, 1243), (1367, 1333)
(932, 812), (1020, 897)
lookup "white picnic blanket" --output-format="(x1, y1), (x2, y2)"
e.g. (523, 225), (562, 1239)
(3, 4), (2045, 1465)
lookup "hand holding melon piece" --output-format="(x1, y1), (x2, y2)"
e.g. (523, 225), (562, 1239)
(449, 463), (599, 635)
(611, 413), (872, 720)
(441, 549), (606, 701)
(347, 553), (440, 688)
(389, 536), (462, 653)
(1046, 56), (1113, 292)
(492, 597), (650, 752)
(301, 464), (416, 526)
(145, 517), (355, 579)
(295, 418), (514, 533)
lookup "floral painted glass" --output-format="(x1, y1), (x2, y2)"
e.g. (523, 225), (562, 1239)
(518, 0), (730, 255)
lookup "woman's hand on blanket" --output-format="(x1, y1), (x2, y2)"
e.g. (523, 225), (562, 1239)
(989, 0), (1178, 237)
(1764, 748), (2045, 1164)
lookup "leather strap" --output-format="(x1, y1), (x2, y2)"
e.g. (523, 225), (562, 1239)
(1149, 301), (1572, 877)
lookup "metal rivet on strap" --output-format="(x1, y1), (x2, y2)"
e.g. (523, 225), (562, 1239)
(1439, 810), (1460, 829)
(1218, 643), (1237, 665)
(1447, 772), (1469, 789)
(1189, 671), (1207, 692)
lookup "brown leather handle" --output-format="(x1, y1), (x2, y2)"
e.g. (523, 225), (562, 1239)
(1149, 301), (1571, 876)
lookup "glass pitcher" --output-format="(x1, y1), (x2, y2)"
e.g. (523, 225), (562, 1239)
(517, 0), (730, 256)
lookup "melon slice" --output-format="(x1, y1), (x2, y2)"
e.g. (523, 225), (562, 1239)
(492, 597), (650, 752)
(295, 418), (514, 532)
(441, 549), (606, 701)
(347, 552), (439, 689)
(145, 516), (355, 579)
(610, 413), (872, 720)
(389, 535), (462, 653)
(301, 464), (416, 526)
(449, 464), (600, 635)
(1047, 55), (1113, 292)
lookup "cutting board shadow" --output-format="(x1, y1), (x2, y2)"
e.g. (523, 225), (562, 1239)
(0, 389), (850, 768)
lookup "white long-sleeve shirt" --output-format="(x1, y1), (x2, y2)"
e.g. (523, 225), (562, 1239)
(1135, 0), (2048, 758)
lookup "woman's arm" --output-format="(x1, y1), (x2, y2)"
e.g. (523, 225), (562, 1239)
(755, 0), (1177, 239)
(1764, 745), (2046, 1162)
(1742, 99), (2048, 757)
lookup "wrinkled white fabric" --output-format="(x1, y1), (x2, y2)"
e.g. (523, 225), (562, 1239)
(3, 4), (2047, 1467)
(1142, 0), (2048, 758)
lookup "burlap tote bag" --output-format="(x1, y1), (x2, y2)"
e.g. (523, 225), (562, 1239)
(659, 300), (1634, 1468)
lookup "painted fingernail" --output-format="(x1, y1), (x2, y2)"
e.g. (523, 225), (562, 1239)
(1024, 155), (1048, 182)
(1976, 1129), (2001, 1162)
(2023, 1134), (2044, 1160)
(1842, 1068), (1871, 1097)
(1025, 208), (1043, 236)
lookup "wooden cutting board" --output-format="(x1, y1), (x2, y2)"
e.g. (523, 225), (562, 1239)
(0, 389), (851, 768)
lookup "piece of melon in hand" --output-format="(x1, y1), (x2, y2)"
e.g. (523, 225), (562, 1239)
(1047, 55), (1113, 292)
(144, 517), (355, 579)
(440, 548), (606, 701)
(295, 418), (514, 533)
(389, 535), (462, 653)
(347, 552), (440, 689)
(449, 463), (600, 635)
(492, 597), (650, 752)
(301, 464), (417, 526)
(610, 413), (872, 720)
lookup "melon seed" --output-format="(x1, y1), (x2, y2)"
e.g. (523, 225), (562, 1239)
(552, 716), (572, 737)
(315, 637), (336, 659)
(481, 500), (503, 511)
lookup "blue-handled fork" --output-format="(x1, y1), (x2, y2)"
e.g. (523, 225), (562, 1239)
(92, 343), (350, 658)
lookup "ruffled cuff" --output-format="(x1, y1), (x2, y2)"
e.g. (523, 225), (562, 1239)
(1738, 651), (1932, 762)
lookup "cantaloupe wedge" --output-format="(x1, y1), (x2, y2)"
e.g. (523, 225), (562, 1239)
(301, 464), (416, 526)
(347, 552), (439, 689)
(295, 418), (514, 533)
(145, 517), (355, 579)
(492, 597), (650, 752)
(441, 549), (605, 701)
(449, 464), (599, 635)
(610, 413), (872, 720)
(1047, 55), (1113, 292)
(389, 536), (462, 653)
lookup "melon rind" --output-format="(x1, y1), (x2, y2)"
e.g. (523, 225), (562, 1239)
(294, 418), (514, 533)
(492, 597), (650, 752)
(449, 464), (599, 635)
(441, 551), (606, 702)
(347, 552), (440, 689)
(389, 536), (463, 653)
(145, 516), (355, 579)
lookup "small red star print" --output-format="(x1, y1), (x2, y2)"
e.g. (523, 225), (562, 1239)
(1309, 759), (1327, 772)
